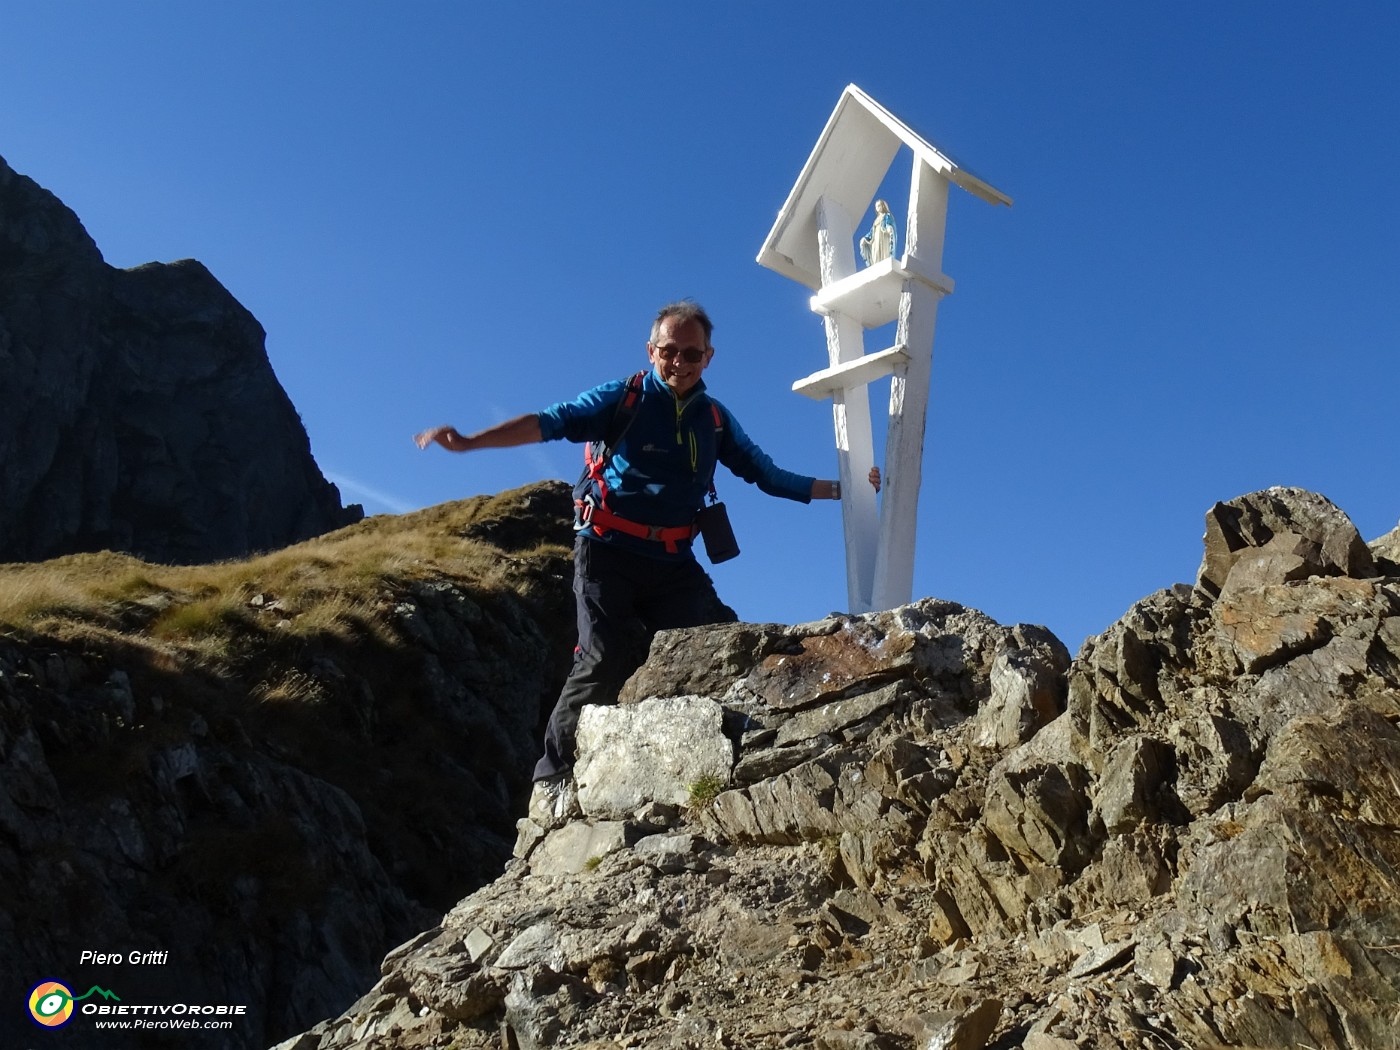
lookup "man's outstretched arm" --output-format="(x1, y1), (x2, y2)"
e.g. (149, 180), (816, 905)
(414, 414), (543, 453)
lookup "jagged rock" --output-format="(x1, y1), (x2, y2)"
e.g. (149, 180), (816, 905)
(464, 926), (496, 962)
(981, 739), (1093, 871)
(1197, 486), (1375, 596)
(0, 154), (361, 564)
(496, 922), (567, 970)
(635, 605), (1069, 819)
(704, 750), (851, 845)
(1372, 520), (1400, 575)
(1134, 943), (1178, 990)
(904, 998), (1003, 1050)
(970, 641), (1068, 748)
(816, 1030), (893, 1050)
(528, 820), (634, 876)
(269, 596), (1089, 1048)
(1092, 734), (1172, 833)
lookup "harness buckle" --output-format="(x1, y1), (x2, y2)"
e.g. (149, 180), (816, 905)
(574, 495), (596, 531)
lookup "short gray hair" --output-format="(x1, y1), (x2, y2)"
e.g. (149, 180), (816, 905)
(651, 300), (714, 348)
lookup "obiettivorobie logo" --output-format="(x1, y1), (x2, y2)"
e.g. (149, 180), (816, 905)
(26, 977), (247, 1033)
(28, 981), (120, 1028)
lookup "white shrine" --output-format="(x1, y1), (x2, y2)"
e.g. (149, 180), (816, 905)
(757, 84), (1012, 614)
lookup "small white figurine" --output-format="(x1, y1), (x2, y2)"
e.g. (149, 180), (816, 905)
(858, 199), (897, 266)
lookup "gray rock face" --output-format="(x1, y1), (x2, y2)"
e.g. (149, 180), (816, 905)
(284, 486), (1400, 1050)
(0, 154), (360, 564)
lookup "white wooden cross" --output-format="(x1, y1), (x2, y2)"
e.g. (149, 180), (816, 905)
(757, 85), (1012, 614)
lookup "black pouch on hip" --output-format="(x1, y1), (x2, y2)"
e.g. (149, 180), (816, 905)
(695, 501), (739, 563)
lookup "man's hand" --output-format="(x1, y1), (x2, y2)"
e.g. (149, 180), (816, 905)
(414, 414), (543, 454)
(414, 426), (469, 451)
(814, 467), (882, 500)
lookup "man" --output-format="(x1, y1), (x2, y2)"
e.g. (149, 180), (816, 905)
(416, 300), (874, 794)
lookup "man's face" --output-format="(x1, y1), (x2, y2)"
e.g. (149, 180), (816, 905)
(647, 316), (713, 396)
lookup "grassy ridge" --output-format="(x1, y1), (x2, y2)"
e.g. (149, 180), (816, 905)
(0, 481), (578, 910)
(0, 485), (573, 656)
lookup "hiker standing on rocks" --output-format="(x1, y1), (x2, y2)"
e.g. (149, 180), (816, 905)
(415, 300), (879, 802)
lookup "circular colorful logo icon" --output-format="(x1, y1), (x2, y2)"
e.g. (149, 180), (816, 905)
(28, 981), (75, 1028)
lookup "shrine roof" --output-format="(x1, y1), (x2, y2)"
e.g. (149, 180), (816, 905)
(757, 84), (1011, 291)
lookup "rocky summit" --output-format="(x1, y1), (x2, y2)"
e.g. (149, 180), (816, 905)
(0, 155), (361, 564)
(280, 486), (1400, 1050)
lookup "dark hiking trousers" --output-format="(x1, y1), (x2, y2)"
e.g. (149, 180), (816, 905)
(532, 536), (732, 781)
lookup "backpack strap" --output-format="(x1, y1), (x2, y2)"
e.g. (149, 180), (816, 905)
(706, 401), (724, 505)
(574, 372), (647, 528)
(598, 371), (647, 466)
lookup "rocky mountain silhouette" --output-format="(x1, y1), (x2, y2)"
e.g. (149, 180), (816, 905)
(0, 154), (361, 565)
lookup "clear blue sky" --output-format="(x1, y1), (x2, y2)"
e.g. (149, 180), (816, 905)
(3, 3), (1396, 653)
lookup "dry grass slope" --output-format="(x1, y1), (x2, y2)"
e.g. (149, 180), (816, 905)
(0, 485), (572, 672)
(1, 481), (578, 909)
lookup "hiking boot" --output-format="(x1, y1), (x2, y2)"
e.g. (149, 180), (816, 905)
(528, 772), (580, 829)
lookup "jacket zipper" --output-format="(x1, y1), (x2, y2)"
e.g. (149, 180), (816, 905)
(673, 391), (699, 473)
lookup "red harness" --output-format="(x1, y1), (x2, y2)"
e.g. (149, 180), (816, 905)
(573, 499), (698, 553)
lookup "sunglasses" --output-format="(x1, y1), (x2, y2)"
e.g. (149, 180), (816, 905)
(651, 343), (707, 364)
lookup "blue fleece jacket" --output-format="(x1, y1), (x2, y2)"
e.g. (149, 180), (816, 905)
(536, 367), (814, 559)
